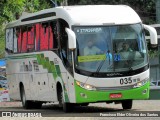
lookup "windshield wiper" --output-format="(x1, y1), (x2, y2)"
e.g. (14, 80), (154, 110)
(96, 59), (105, 73)
(96, 51), (112, 73)
(126, 60), (133, 71)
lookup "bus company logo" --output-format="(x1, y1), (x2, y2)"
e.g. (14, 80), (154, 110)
(1, 112), (42, 117)
(106, 73), (123, 76)
(77, 28), (102, 33)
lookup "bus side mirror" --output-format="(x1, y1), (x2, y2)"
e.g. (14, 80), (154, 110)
(65, 28), (76, 50)
(143, 24), (157, 48)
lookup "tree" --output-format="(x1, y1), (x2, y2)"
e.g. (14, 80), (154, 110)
(68, 0), (156, 24)
(0, 0), (53, 58)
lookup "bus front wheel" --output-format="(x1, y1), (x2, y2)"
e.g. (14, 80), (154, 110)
(121, 100), (132, 109)
(78, 103), (89, 106)
(58, 86), (73, 112)
(33, 102), (42, 109)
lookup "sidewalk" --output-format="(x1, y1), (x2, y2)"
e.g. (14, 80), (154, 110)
(0, 102), (21, 107)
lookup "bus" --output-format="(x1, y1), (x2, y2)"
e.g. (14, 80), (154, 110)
(5, 5), (157, 112)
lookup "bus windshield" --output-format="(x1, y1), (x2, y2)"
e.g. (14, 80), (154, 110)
(73, 23), (148, 73)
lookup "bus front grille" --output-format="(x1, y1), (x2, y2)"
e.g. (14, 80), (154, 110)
(96, 85), (134, 91)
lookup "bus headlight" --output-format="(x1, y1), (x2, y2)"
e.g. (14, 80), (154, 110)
(133, 78), (149, 88)
(76, 81), (96, 90)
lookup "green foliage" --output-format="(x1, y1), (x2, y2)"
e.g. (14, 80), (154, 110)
(24, 0), (39, 12)
(68, 0), (156, 24)
(0, 0), (52, 59)
(148, 50), (160, 58)
(0, 26), (5, 58)
(2, 0), (25, 21)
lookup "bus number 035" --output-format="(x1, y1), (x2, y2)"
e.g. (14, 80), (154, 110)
(120, 78), (132, 85)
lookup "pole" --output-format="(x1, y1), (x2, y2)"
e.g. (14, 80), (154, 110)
(156, 0), (160, 23)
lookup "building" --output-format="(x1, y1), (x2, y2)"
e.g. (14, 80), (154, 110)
(146, 24), (160, 82)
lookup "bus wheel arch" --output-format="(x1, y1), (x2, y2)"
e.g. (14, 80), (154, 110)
(56, 82), (73, 112)
(19, 82), (24, 100)
(56, 82), (63, 108)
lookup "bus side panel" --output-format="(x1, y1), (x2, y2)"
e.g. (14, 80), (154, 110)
(22, 73), (32, 101)
(41, 51), (73, 103)
(67, 72), (76, 103)
(7, 51), (76, 103)
(47, 73), (57, 101)
(7, 58), (34, 101)
(36, 72), (50, 101)
(7, 61), (21, 101)
(7, 74), (21, 100)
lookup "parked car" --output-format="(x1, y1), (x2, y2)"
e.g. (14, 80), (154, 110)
(149, 82), (160, 100)
(0, 75), (8, 89)
(151, 80), (160, 86)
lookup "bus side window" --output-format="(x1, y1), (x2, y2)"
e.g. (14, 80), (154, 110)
(50, 21), (58, 49)
(13, 28), (18, 53)
(16, 27), (22, 53)
(27, 26), (35, 52)
(48, 25), (53, 49)
(40, 22), (49, 50)
(21, 26), (27, 53)
(35, 23), (40, 51)
(6, 28), (14, 53)
(59, 19), (73, 73)
(59, 20), (68, 64)
(35, 21), (58, 52)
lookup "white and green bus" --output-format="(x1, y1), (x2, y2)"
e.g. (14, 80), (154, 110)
(5, 5), (157, 112)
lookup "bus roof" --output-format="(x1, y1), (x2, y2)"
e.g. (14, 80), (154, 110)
(6, 5), (141, 28)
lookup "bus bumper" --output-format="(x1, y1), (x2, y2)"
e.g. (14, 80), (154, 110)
(75, 81), (149, 103)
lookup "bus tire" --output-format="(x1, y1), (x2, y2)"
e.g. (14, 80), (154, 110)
(20, 86), (32, 109)
(33, 102), (42, 109)
(121, 100), (132, 109)
(63, 102), (73, 113)
(58, 86), (72, 112)
(57, 85), (63, 108)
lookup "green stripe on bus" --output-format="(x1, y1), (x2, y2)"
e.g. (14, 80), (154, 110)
(36, 53), (69, 102)
(55, 65), (62, 77)
(7, 54), (37, 60)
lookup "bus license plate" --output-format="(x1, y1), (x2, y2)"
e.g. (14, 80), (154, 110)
(110, 93), (122, 99)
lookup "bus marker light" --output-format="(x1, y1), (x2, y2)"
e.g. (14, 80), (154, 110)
(142, 89), (147, 94)
(110, 93), (122, 99)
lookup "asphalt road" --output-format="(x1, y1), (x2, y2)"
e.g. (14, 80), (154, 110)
(0, 100), (160, 118)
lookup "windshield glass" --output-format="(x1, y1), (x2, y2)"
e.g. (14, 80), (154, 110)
(74, 23), (148, 73)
